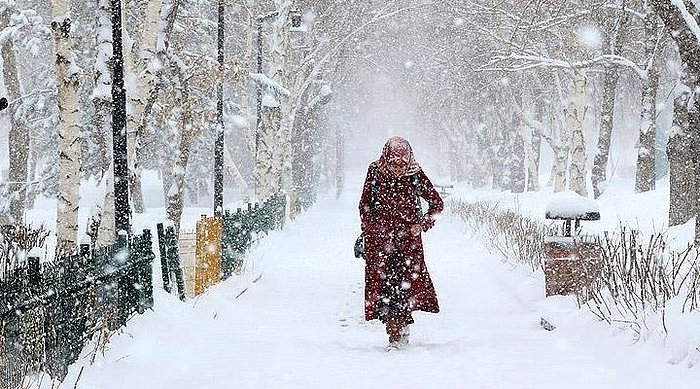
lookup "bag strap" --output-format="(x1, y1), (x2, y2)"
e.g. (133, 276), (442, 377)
(369, 163), (379, 219)
(412, 174), (423, 221)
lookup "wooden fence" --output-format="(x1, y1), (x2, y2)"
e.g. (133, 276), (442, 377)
(0, 230), (155, 387)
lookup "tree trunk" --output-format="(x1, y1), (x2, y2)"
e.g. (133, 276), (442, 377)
(667, 85), (695, 226)
(95, 168), (116, 248)
(635, 9), (660, 193)
(223, 144), (251, 201)
(94, 0), (115, 248)
(521, 100), (542, 192)
(125, 0), (163, 214)
(525, 103), (542, 192)
(2, 8), (28, 224)
(510, 114), (526, 193)
(166, 69), (193, 234)
(255, 104), (282, 201)
(52, 3), (82, 251)
(269, 1), (293, 201)
(546, 72), (571, 193)
(591, 66), (619, 198)
(335, 126), (344, 198)
(591, 2), (628, 198)
(552, 146), (568, 193)
(567, 71), (588, 197)
(649, 0), (700, 233)
(111, 0), (131, 238)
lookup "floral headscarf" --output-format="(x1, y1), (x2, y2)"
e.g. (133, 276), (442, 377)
(376, 136), (422, 177)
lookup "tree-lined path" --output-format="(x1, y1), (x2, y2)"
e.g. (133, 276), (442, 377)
(59, 180), (696, 389)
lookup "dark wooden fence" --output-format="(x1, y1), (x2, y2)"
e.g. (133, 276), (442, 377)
(0, 230), (155, 387)
(0, 193), (288, 387)
(221, 194), (286, 280)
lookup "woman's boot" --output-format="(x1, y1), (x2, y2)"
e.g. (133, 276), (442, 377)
(385, 320), (402, 351)
(398, 324), (410, 347)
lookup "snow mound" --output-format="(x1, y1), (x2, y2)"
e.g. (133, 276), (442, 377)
(545, 190), (600, 220)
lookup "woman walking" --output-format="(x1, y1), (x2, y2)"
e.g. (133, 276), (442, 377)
(358, 136), (444, 351)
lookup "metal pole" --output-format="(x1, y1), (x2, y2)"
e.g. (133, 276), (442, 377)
(255, 16), (263, 160)
(214, 0), (224, 216)
(111, 0), (130, 238)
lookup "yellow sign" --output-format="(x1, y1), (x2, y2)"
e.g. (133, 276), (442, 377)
(195, 216), (223, 296)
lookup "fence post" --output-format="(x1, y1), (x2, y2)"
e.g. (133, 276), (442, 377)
(27, 252), (41, 288)
(166, 226), (187, 301)
(280, 193), (286, 229)
(222, 210), (234, 280)
(137, 229), (155, 312)
(233, 208), (246, 271)
(156, 223), (171, 293)
(115, 231), (130, 328)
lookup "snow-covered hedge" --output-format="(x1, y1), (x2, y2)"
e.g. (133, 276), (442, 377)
(449, 199), (700, 341)
(449, 199), (554, 271)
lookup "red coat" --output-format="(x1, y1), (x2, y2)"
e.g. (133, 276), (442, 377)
(359, 162), (444, 321)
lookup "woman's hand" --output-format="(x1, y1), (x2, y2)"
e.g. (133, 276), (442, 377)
(409, 223), (422, 236)
(421, 214), (435, 232)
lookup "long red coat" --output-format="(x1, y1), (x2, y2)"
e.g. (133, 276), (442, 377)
(359, 162), (444, 321)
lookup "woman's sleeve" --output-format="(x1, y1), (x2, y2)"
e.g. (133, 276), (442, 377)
(359, 164), (375, 232)
(417, 169), (444, 219)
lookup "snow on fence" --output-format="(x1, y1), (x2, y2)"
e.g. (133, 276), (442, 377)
(0, 230), (155, 388)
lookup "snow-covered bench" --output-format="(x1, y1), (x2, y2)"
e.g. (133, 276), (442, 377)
(543, 191), (602, 296)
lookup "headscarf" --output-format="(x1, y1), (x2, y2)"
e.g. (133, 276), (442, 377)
(376, 136), (422, 178)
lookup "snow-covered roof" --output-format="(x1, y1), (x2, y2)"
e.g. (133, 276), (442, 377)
(545, 190), (600, 221)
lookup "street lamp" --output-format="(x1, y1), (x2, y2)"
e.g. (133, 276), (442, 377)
(214, 0), (224, 216)
(111, 0), (130, 239)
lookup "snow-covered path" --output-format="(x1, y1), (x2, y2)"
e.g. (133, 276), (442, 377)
(62, 185), (698, 389)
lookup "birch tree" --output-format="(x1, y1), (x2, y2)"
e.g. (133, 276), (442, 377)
(567, 71), (589, 197)
(94, 0), (115, 247)
(1, 2), (28, 224)
(124, 0), (165, 213)
(51, 0), (81, 251)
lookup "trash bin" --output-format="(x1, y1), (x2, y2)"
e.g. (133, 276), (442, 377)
(543, 191), (603, 296)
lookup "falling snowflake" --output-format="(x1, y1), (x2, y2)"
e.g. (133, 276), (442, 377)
(578, 25), (602, 49)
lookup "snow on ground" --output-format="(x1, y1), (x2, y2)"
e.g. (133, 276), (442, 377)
(39, 173), (700, 389)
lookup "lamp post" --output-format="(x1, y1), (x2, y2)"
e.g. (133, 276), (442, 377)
(111, 0), (130, 238)
(214, 0), (224, 216)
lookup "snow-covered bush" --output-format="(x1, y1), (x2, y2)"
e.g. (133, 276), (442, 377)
(449, 198), (700, 342)
(449, 199), (553, 271)
(586, 228), (700, 338)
